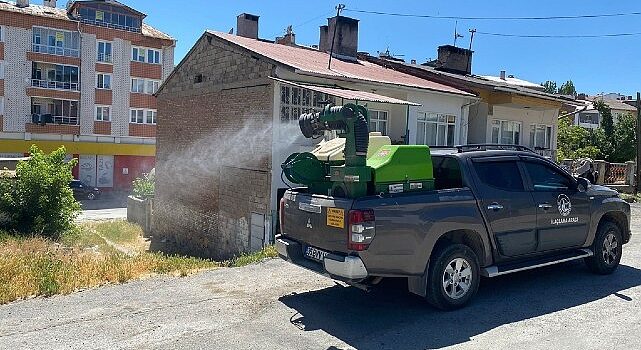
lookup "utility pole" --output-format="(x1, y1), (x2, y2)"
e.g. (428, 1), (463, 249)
(636, 92), (641, 193)
(327, 3), (345, 70)
(468, 29), (477, 51)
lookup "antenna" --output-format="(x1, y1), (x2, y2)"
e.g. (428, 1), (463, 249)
(328, 3), (346, 70)
(454, 21), (464, 46)
(468, 28), (476, 50)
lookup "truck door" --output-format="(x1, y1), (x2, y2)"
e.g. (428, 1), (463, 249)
(520, 157), (590, 251)
(470, 157), (538, 259)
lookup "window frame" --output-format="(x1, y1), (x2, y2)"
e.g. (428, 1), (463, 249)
(416, 112), (457, 146)
(529, 124), (553, 150)
(132, 46), (161, 64)
(520, 158), (576, 192)
(491, 119), (522, 145)
(95, 105), (111, 122)
(279, 85), (335, 123)
(96, 73), (112, 90)
(96, 40), (113, 63)
(472, 157), (526, 192)
(129, 108), (157, 125)
(369, 109), (389, 136)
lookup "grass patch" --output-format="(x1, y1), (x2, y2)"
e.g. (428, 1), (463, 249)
(620, 193), (641, 203)
(225, 245), (278, 267)
(0, 221), (279, 304)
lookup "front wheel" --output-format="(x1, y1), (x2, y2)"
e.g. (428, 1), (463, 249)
(425, 244), (480, 310)
(585, 221), (622, 275)
(87, 192), (96, 200)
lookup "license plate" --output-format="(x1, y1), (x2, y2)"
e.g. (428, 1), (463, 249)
(304, 246), (329, 262)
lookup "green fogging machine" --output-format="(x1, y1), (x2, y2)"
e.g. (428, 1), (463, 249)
(281, 103), (435, 199)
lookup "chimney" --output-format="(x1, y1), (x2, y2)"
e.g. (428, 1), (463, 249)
(435, 45), (473, 75)
(411, 59), (417, 64)
(236, 13), (259, 39)
(318, 25), (329, 52)
(43, 0), (56, 7)
(275, 25), (296, 46)
(500, 70), (506, 80)
(16, 0), (29, 7)
(325, 16), (359, 61)
(577, 93), (587, 100)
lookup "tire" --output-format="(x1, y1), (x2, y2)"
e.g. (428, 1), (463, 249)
(585, 221), (623, 275)
(425, 244), (480, 310)
(87, 192), (96, 200)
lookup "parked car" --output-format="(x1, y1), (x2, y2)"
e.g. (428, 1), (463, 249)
(276, 146), (631, 310)
(69, 180), (101, 200)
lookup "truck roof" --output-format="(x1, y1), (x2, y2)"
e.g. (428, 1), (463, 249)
(429, 144), (550, 161)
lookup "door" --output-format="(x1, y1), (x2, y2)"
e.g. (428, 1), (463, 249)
(521, 158), (590, 251)
(470, 157), (538, 259)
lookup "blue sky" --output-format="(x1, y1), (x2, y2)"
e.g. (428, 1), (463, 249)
(126, 0), (639, 96)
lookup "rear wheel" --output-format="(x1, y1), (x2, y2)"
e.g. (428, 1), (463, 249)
(585, 221), (622, 274)
(87, 192), (96, 200)
(425, 244), (480, 310)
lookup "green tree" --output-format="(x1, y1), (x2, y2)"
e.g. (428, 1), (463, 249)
(132, 172), (155, 199)
(0, 146), (80, 237)
(558, 80), (576, 96)
(556, 117), (602, 160)
(593, 99), (614, 137)
(541, 80), (557, 94)
(611, 113), (637, 163)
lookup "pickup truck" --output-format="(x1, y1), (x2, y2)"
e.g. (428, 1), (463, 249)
(275, 146), (631, 310)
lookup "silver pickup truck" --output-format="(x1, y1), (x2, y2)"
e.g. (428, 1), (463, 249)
(276, 147), (631, 310)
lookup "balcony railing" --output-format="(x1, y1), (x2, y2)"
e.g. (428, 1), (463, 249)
(31, 79), (80, 91)
(79, 18), (141, 33)
(97, 53), (112, 63)
(31, 44), (80, 58)
(31, 114), (79, 126)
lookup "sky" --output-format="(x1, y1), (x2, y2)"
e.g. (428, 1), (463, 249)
(124, 0), (640, 96)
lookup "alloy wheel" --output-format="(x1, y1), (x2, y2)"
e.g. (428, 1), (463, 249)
(602, 232), (619, 265)
(442, 257), (473, 299)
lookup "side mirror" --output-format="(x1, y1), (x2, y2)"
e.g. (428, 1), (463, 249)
(576, 177), (590, 192)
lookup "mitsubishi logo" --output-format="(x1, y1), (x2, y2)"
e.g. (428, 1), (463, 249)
(306, 218), (313, 229)
(557, 194), (572, 217)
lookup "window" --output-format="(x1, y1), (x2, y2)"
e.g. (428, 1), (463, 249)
(0, 97), (4, 115)
(132, 47), (161, 64)
(97, 41), (112, 63)
(130, 109), (156, 124)
(473, 160), (524, 191)
(578, 113), (599, 125)
(529, 124), (553, 149)
(491, 120), (521, 145)
(31, 63), (79, 91)
(523, 160), (573, 191)
(0, 26), (3, 42)
(0, 61), (4, 80)
(96, 73), (111, 89)
(369, 110), (388, 135)
(279, 85), (335, 122)
(417, 113), (456, 146)
(146, 80), (160, 94)
(30, 98), (79, 124)
(131, 78), (145, 93)
(433, 156), (464, 190)
(95, 106), (110, 121)
(78, 6), (142, 33)
(32, 27), (80, 57)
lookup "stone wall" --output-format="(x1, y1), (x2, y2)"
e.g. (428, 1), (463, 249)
(127, 196), (153, 234)
(154, 33), (275, 259)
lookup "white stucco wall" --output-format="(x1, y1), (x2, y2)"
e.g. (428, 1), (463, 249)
(487, 105), (560, 150)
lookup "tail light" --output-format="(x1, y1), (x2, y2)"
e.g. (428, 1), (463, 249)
(348, 209), (376, 251)
(279, 197), (286, 233)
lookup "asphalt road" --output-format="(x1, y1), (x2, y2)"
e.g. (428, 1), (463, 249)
(76, 193), (128, 221)
(2, 205), (640, 350)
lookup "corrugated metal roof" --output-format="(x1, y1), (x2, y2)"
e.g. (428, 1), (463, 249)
(0, 1), (173, 40)
(206, 31), (475, 98)
(270, 77), (421, 106)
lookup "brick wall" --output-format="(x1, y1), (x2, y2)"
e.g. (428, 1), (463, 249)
(94, 121), (111, 135)
(130, 93), (157, 109)
(154, 34), (274, 259)
(129, 123), (156, 137)
(25, 123), (79, 134)
(95, 89), (112, 105)
(131, 61), (161, 79)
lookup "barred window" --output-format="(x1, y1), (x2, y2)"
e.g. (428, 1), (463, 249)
(280, 85), (335, 122)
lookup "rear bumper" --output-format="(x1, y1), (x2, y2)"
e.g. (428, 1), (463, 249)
(275, 235), (368, 280)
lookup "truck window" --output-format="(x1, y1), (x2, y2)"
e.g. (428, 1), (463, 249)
(473, 160), (524, 191)
(433, 156), (464, 189)
(523, 161), (573, 191)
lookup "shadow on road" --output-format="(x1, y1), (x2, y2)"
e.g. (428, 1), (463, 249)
(79, 192), (128, 210)
(279, 261), (641, 350)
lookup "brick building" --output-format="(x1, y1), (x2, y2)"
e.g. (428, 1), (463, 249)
(0, 0), (175, 190)
(155, 14), (475, 259)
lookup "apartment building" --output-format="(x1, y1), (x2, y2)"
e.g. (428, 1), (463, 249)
(0, 0), (175, 190)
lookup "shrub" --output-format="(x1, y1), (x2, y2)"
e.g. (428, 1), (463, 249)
(0, 146), (80, 238)
(132, 172), (155, 199)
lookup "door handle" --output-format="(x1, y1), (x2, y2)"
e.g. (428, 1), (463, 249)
(538, 203), (553, 210)
(487, 203), (504, 211)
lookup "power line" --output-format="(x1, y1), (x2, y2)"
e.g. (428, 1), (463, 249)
(344, 8), (641, 21)
(476, 31), (641, 38)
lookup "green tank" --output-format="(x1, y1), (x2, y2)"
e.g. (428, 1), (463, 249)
(367, 145), (434, 194)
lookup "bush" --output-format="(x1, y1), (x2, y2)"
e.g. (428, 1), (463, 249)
(132, 172), (155, 199)
(0, 146), (80, 238)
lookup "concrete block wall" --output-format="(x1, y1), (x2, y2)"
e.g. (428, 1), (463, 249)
(80, 32), (97, 135)
(4, 26), (31, 132)
(154, 34), (275, 259)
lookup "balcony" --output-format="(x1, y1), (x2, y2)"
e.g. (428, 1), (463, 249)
(30, 97), (80, 126)
(97, 52), (112, 63)
(31, 79), (79, 91)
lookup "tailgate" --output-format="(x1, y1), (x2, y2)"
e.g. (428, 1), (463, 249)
(282, 190), (353, 253)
